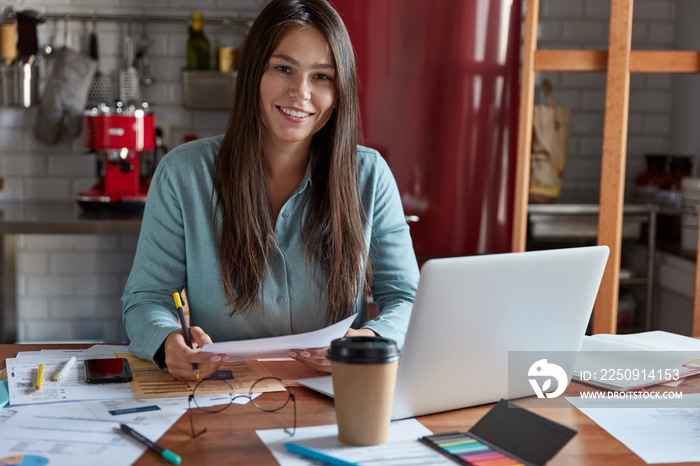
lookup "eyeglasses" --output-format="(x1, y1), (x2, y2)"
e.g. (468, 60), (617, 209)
(187, 376), (296, 438)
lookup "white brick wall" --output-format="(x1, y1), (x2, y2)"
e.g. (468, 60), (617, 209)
(0, 0), (267, 342)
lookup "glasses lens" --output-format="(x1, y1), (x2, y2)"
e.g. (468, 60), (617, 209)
(192, 379), (234, 413)
(250, 377), (291, 412)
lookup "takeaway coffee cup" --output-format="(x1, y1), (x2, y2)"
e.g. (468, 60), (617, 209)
(327, 336), (400, 446)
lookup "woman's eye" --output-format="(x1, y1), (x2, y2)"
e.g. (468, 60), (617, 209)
(315, 73), (333, 81)
(274, 65), (291, 73)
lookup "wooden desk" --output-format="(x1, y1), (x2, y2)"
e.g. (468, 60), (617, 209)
(2, 344), (698, 466)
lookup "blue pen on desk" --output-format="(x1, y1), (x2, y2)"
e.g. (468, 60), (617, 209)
(174, 291), (199, 379)
(284, 442), (361, 466)
(118, 423), (181, 465)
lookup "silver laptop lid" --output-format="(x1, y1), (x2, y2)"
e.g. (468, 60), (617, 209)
(390, 245), (609, 419)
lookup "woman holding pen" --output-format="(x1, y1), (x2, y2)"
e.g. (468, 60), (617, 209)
(121, 0), (419, 381)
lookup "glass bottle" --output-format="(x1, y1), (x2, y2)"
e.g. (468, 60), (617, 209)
(187, 13), (210, 70)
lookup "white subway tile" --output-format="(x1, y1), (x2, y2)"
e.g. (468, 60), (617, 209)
(95, 251), (137, 273)
(24, 235), (74, 250)
(631, 23), (650, 43)
(581, 90), (606, 111)
(75, 275), (121, 297)
(18, 275), (26, 297)
(634, 0), (673, 20)
(72, 320), (108, 342)
(629, 91), (670, 113)
(21, 320), (74, 343)
(0, 129), (24, 151)
(119, 235), (140, 249)
(18, 298), (50, 319)
(50, 298), (97, 319)
(26, 275), (73, 296)
(648, 74), (673, 90)
(585, 0), (610, 19)
(649, 23), (674, 44)
(536, 22), (562, 42)
(1, 154), (48, 176)
(192, 110), (230, 132)
(570, 113), (603, 134)
(562, 21), (607, 42)
(47, 155), (96, 177)
(645, 115), (672, 135)
(0, 108), (30, 129)
(74, 235), (120, 250)
(579, 135), (604, 156)
(542, 0), (584, 18)
(560, 72), (606, 88)
(50, 251), (98, 273)
(18, 251), (49, 273)
(0, 178), (25, 200)
(22, 129), (75, 153)
(24, 178), (72, 200)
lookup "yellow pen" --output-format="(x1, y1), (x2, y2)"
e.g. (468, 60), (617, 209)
(174, 292), (199, 379)
(35, 364), (44, 390)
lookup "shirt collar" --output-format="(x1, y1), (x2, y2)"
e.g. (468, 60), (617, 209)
(293, 157), (313, 196)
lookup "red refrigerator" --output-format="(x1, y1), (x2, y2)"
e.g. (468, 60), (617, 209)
(333, 0), (522, 258)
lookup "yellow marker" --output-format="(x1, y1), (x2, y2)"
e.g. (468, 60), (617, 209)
(173, 292), (199, 379)
(35, 364), (44, 390)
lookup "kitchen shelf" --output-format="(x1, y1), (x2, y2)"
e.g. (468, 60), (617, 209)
(40, 12), (254, 26)
(182, 70), (236, 110)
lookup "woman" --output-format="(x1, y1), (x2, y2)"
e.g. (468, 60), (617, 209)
(122, 0), (419, 381)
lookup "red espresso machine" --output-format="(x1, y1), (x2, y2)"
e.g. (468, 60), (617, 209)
(78, 103), (155, 210)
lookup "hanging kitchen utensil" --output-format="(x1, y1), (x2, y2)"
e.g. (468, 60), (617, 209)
(136, 21), (153, 86)
(0, 21), (17, 66)
(15, 9), (43, 61)
(86, 17), (112, 107)
(119, 22), (140, 104)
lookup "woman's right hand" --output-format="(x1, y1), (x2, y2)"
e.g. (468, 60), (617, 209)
(163, 327), (229, 381)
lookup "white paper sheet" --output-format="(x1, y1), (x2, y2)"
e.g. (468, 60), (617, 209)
(203, 314), (357, 360)
(257, 418), (454, 466)
(0, 401), (183, 466)
(6, 355), (135, 406)
(567, 393), (700, 464)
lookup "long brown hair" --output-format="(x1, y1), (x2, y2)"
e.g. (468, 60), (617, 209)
(214, 0), (368, 323)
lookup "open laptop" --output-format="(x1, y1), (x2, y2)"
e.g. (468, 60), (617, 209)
(298, 245), (610, 419)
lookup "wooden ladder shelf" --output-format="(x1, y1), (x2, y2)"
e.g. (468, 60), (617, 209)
(513, 0), (700, 337)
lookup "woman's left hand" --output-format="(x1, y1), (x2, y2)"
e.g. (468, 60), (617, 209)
(288, 328), (378, 373)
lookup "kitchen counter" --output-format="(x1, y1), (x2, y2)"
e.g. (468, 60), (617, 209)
(0, 200), (143, 235)
(527, 203), (657, 239)
(0, 201), (143, 343)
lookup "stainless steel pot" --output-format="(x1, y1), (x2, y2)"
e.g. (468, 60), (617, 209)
(0, 57), (39, 107)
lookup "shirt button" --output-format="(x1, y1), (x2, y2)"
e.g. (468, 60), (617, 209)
(282, 212), (290, 218)
(276, 296), (285, 304)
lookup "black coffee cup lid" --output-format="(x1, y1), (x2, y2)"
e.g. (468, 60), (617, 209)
(326, 336), (399, 364)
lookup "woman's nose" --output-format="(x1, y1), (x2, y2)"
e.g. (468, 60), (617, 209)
(289, 76), (311, 100)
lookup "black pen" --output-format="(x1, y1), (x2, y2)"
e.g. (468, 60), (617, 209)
(118, 423), (181, 464)
(174, 291), (200, 379)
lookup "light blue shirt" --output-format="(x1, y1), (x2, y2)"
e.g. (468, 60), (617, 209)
(122, 135), (419, 364)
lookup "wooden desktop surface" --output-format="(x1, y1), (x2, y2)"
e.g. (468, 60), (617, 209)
(2, 344), (698, 466)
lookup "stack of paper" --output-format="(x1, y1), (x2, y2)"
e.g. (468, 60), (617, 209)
(0, 345), (188, 466)
(572, 331), (700, 391)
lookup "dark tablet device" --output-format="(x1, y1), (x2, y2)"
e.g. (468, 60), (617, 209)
(84, 358), (133, 384)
